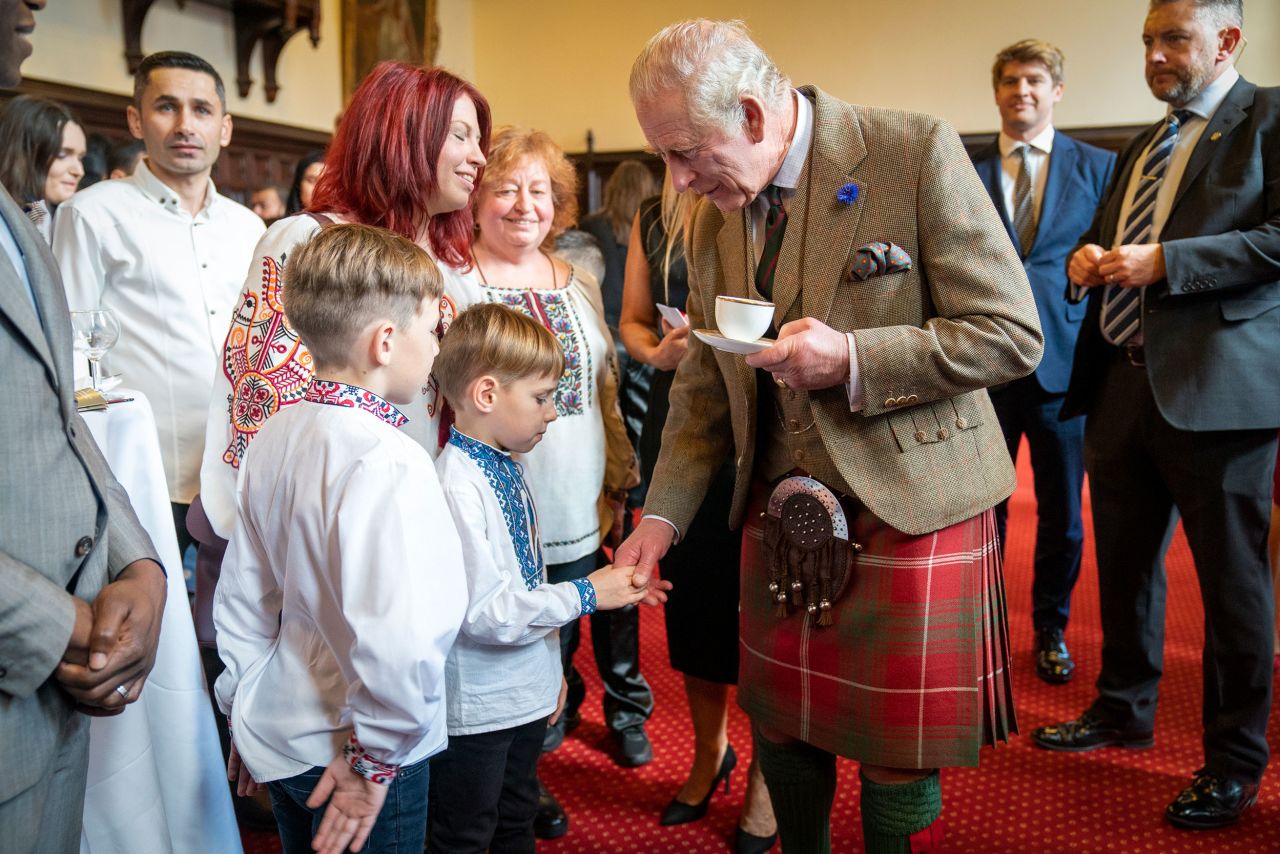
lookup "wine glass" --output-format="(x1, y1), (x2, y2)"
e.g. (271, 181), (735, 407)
(70, 309), (121, 391)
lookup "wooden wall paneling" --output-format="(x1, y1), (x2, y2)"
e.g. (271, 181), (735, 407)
(0, 78), (330, 205)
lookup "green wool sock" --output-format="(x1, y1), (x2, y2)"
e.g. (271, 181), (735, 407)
(859, 770), (942, 854)
(753, 730), (837, 854)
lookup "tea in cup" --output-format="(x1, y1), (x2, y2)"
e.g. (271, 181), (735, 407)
(715, 295), (774, 342)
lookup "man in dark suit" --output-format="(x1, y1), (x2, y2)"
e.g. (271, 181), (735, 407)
(0, 2), (166, 850)
(1032, 0), (1279, 830)
(971, 39), (1115, 685)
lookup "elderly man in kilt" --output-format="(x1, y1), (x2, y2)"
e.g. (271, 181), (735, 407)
(616, 20), (1043, 853)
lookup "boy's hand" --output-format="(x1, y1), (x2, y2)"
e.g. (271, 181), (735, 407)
(307, 755), (389, 854)
(227, 741), (264, 797)
(548, 677), (569, 726)
(585, 564), (650, 610)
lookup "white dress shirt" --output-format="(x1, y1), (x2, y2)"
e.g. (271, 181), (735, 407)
(55, 161), (265, 503)
(436, 429), (597, 736)
(997, 125), (1055, 227)
(213, 382), (466, 782)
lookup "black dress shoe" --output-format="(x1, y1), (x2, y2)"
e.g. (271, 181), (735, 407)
(1165, 772), (1259, 829)
(1031, 710), (1153, 752)
(661, 744), (737, 825)
(734, 826), (778, 853)
(542, 709), (580, 753)
(1035, 627), (1075, 684)
(613, 723), (653, 767)
(533, 781), (569, 840)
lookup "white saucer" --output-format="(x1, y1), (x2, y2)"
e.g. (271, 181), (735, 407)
(693, 328), (775, 355)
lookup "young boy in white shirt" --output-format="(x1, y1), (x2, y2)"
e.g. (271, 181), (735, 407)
(427, 303), (652, 853)
(213, 223), (467, 854)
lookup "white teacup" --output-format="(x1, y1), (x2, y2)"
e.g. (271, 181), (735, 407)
(715, 295), (774, 342)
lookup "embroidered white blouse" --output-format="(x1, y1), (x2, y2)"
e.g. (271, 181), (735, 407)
(55, 161), (265, 503)
(448, 263), (637, 565)
(199, 213), (476, 539)
(436, 428), (597, 735)
(213, 381), (466, 782)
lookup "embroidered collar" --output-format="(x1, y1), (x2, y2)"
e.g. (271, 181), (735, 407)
(305, 379), (409, 429)
(449, 427), (544, 590)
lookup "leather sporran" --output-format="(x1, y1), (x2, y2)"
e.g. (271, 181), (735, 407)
(760, 476), (861, 626)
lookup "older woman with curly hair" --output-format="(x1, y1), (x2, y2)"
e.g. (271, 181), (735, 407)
(445, 126), (645, 835)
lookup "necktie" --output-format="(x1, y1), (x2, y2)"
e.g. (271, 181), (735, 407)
(1011, 145), (1037, 257)
(1100, 110), (1191, 345)
(755, 184), (787, 299)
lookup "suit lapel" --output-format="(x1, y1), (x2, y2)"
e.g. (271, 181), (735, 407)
(715, 207), (753, 302)
(799, 88), (866, 325)
(973, 142), (1015, 239)
(0, 192), (57, 382)
(1034, 134), (1077, 256)
(1169, 78), (1253, 219)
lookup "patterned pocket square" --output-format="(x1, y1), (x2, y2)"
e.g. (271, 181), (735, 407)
(848, 241), (913, 281)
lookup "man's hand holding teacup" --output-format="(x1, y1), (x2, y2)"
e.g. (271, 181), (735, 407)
(745, 317), (850, 391)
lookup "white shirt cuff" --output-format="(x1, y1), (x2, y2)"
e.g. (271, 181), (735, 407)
(640, 513), (681, 545)
(844, 333), (864, 412)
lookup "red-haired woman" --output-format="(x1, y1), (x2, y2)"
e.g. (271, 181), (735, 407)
(191, 61), (489, 854)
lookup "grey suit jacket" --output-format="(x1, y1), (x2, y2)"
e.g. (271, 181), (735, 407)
(1064, 77), (1280, 430)
(0, 186), (158, 802)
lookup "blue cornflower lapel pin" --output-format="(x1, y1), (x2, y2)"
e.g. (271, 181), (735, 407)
(836, 182), (860, 205)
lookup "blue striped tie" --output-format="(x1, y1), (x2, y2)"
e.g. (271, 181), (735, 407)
(1100, 110), (1192, 345)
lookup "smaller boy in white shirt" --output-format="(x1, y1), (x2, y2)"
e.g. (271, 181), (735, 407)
(214, 223), (466, 854)
(428, 303), (649, 852)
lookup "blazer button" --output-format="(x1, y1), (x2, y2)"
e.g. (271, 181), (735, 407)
(885, 398), (897, 408)
(896, 396), (909, 406)
(955, 417), (969, 430)
(936, 429), (949, 440)
(792, 449), (805, 462)
(75, 536), (94, 557)
(913, 430), (927, 443)
(906, 394), (919, 404)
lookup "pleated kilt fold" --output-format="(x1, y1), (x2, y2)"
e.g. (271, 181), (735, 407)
(737, 483), (1016, 768)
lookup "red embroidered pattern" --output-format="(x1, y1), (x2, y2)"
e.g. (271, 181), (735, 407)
(343, 733), (398, 785)
(221, 256), (313, 468)
(305, 379), (408, 429)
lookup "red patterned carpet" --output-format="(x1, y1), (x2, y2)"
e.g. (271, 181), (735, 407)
(243, 446), (1279, 852)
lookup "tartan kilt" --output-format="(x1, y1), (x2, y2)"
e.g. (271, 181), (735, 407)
(737, 481), (1016, 769)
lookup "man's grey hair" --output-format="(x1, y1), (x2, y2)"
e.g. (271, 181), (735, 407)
(1149, 0), (1243, 29)
(629, 19), (791, 135)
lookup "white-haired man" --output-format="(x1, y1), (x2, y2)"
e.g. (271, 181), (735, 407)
(616, 19), (1043, 853)
(1034, 0), (1279, 829)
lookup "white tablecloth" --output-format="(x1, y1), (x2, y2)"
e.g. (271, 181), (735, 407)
(80, 391), (242, 854)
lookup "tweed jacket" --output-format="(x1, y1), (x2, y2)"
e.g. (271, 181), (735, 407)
(1062, 77), (1280, 431)
(644, 87), (1043, 537)
(0, 185), (159, 802)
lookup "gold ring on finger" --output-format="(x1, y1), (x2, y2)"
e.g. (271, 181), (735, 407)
(774, 375), (787, 389)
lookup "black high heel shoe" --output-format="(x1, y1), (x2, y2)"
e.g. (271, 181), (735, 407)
(660, 744), (738, 825)
(734, 826), (779, 854)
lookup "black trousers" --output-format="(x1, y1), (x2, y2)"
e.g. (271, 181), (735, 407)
(427, 717), (547, 854)
(546, 550), (654, 730)
(990, 376), (1086, 632)
(1085, 353), (1276, 783)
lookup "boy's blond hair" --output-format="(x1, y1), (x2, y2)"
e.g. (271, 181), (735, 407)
(434, 303), (565, 404)
(991, 39), (1065, 88)
(281, 222), (443, 368)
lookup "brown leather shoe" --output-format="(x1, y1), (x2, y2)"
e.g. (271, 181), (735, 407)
(1035, 628), (1075, 683)
(1165, 772), (1259, 829)
(1031, 710), (1153, 752)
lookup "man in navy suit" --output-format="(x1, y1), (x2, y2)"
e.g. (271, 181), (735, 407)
(970, 39), (1114, 684)
(1033, 0), (1279, 830)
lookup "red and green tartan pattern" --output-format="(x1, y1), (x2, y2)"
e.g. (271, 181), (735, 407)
(738, 485), (1016, 769)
